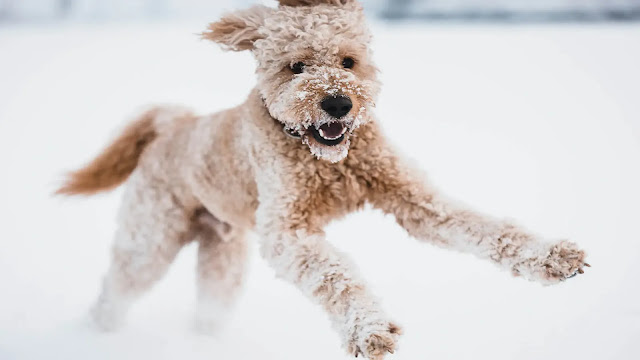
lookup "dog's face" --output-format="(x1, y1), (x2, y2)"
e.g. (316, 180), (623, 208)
(203, 0), (379, 163)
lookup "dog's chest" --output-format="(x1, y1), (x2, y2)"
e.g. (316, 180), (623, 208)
(283, 154), (370, 229)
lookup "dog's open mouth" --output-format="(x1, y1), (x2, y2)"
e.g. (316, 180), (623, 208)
(309, 122), (347, 146)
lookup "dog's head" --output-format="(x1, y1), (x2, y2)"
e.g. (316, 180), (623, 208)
(203, 0), (379, 163)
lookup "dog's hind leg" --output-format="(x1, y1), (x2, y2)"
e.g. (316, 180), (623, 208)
(90, 171), (193, 331)
(190, 208), (248, 334)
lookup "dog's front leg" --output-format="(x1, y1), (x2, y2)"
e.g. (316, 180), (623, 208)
(365, 153), (588, 285)
(256, 204), (401, 359)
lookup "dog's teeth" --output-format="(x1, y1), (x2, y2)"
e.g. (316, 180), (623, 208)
(340, 126), (347, 135)
(318, 128), (342, 140)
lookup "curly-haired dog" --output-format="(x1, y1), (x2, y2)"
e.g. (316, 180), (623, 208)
(58, 0), (589, 358)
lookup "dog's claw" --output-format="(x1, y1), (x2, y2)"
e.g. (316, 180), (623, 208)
(388, 349), (394, 354)
(566, 263), (588, 279)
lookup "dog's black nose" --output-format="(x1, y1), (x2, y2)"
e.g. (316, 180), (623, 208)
(321, 96), (352, 119)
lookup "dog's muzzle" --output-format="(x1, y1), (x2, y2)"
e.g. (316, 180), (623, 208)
(267, 96), (351, 147)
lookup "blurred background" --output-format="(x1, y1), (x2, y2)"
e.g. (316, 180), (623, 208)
(1, 0), (640, 21)
(1, 1), (639, 360)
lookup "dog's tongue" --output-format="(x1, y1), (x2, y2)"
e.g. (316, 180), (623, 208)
(318, 122), (345, 139)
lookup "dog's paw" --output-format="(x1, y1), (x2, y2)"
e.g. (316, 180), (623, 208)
(193, 300), (231, 335)
(347, 322), (402, 360)
(514, 240), (589, 285)
(90, 300), (126, 332)
(543, 240), (590, 281)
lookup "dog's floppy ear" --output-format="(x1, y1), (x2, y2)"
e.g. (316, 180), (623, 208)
(202, 5), (272, 51)
(278, 0), (354, 6)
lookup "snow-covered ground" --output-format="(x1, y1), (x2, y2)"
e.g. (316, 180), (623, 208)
(1, 21), (639, 360)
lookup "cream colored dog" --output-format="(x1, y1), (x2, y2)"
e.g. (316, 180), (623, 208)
(58, 0), (589, 358)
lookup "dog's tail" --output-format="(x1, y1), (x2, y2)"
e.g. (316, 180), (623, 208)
(55, 108), (164, 196)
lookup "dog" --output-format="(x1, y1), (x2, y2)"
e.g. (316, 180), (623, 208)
(57, 1), (589, 358)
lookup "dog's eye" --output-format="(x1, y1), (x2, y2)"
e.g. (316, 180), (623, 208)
(291, 62), (305, 74)
(342, 57), (355, 69)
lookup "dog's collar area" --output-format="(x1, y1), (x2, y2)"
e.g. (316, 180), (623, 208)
(262, 97), (302, 140)
(283, 127), (301, 139)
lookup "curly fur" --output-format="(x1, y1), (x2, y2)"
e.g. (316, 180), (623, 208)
(58, 1), (588, 359)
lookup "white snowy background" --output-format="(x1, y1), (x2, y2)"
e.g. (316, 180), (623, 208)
(1, 1), (640, 360)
